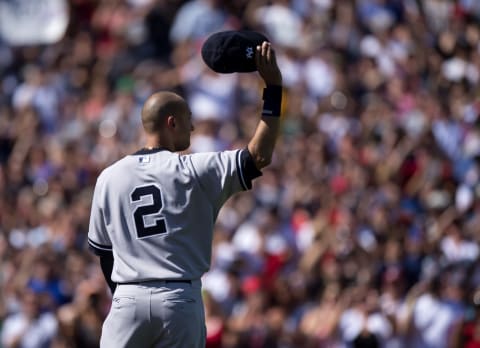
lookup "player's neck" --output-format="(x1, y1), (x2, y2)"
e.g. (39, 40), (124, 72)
(143, 145), (167, 151)
(145, 135), (174, 152)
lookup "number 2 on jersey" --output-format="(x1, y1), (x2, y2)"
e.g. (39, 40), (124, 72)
(130, 184), (167, 238)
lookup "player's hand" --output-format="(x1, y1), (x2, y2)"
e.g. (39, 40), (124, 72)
(256, 41), (282, 86)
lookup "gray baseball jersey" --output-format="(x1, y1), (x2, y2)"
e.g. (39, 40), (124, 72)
(88, 147), (258, 283)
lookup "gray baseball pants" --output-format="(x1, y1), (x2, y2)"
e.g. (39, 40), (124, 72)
(100, 279), (206, 348)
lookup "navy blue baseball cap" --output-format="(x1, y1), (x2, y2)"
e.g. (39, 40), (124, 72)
(201, 30), (269, 73)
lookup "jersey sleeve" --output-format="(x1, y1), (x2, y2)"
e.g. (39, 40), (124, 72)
(88, 174), (112, 257)
(187, 148), (262, 206)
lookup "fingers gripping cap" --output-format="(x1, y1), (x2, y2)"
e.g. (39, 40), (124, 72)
(201, 30), (269, 73)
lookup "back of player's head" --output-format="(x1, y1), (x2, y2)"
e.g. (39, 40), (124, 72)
(141, 92), (186, 134)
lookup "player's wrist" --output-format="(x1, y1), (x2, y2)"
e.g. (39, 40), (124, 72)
(262, 69), (282, 86)
(262, 77), (282, 86)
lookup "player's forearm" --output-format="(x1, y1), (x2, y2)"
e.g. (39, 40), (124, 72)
(248, 83), (282, 169)
(248, 116), (280, 170)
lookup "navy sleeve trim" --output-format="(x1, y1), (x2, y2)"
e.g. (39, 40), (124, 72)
(236, 148), (263, 190)
(236, 150), (248, 190)
(88, 238), (113, 257)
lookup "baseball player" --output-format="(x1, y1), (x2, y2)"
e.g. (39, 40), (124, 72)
(88, 40), (282, 347)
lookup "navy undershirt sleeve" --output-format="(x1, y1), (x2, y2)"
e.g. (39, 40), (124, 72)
(99, 252), (116, 294)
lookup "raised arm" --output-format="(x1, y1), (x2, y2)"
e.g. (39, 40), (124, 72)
(247, 41), (283, 170)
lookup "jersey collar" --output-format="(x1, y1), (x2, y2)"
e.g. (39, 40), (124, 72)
(132, 147), (169, 155)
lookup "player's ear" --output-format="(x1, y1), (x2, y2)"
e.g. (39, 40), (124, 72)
(167, 115), (176, 129)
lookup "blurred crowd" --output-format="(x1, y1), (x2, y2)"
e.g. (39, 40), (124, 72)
(1, 0), (480, 347)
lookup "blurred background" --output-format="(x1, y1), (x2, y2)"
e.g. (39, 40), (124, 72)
(1, 0), (480, 347)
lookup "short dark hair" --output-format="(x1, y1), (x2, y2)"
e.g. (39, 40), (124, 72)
(141, 92), (185, 133)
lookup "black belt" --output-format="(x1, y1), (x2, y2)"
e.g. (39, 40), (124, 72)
(119, 279), (192, 285)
